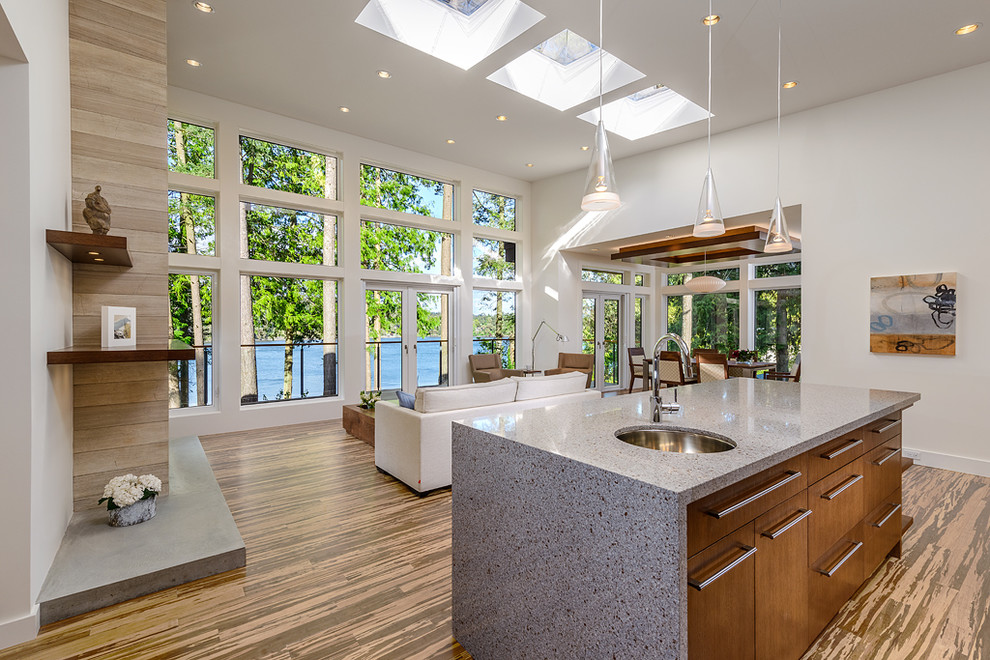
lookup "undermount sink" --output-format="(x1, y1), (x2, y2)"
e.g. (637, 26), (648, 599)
(615, 427), (736, 453)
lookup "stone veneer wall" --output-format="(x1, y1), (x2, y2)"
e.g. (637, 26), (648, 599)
(68, 0), (169, 510)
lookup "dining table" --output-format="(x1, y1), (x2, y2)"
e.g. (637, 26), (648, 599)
(640, 357), (776, 390)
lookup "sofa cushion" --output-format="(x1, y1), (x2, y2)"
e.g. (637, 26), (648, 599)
(414, 379), (517, 413)
(511, 371), (587, 401)
(396, 390), (415, 409)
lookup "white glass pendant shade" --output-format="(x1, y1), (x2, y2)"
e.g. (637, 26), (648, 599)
(693, 168), (724, 237)
(686, 274), (727, 294)
(581, 120), (621, 211)
(764, 196), (793, 253)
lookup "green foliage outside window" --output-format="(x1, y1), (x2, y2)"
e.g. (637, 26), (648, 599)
(635, 274), (645, 287)
(169, 273), (213, 408)
(756, 288), (801, 370)
(360, 221), (450, 275)
(634, 297), (643, 348)
(360, 164), (453, 220)
(473, 290), (516, 368)
(241, 136), (336, 198)
(668, 268), (740, 286)
(473, 238), (515, 280)
(243, 202), (334, 266)
(168, 120), (214, 177)
(168, 191), (215, 255)
(582, 269), (623, 284)
(755, 261), (801, 278)
(666, 293), (740, 355)
(473, 190), (516, 231)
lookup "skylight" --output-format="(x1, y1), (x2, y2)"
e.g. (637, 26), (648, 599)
(487, 29), (645, 111)
(577, 84), (709, 141)
(355, 0), (544, 71)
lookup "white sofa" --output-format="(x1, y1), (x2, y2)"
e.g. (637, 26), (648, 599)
(374, 371), (601, 494)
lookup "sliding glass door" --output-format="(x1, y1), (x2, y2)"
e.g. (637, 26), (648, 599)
(582, 293), (623, 390)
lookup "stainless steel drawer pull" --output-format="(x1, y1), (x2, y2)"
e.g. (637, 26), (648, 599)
(818, 541), (864, 577)
(872, 503), (902, 528)
(821, 474), (864, 500)
(821, 438), (863, 460)
(872, 420), (901, 435)
(873, 448), (902, 466)
(688, 545), (758, 591)
(761, 508), (813, 539)
(707, 471), (803, 519)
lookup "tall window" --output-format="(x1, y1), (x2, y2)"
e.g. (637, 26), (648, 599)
(634, 297), (644, 348)
(667, 293), (740, 355)
(168, 191), (215, 255)
(169, 273), (213, 409)
(473, 238), (516, 280)
(473, 290), (516, 368)
(756, 289), (801, 370)
(168, 119), (214, 177)
(360, 220), (453, 275)
(635, 274), (646, 287)
(473, 189), (516, 231)
(240, 276), (338, 404)
(240, 136), (337, 199)
(360, 164), (453, 220)
(241, 202), (336, 266)
(582, 268), (623, 284)
(365, 289), (403, 391)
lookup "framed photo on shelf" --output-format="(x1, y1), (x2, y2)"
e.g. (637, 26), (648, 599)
(101, 306), (136, 347)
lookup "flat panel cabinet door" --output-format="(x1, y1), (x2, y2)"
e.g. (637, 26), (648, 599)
(688, 522), (757, 660)
(755, 491), (811, 660)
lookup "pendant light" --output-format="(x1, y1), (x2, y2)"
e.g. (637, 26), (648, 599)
(581, 0), (621, 211)
(686, 250), (726, 294)
(693, 0), (725, 238)
(764, 0), (793, 253)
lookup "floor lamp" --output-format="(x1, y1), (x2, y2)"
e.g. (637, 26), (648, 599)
(532, 321), (569, 370)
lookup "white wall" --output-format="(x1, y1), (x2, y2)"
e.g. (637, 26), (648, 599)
(532, 61), (990, 471)
(0, 0), (73, 650)
(167, 87), (531, 438)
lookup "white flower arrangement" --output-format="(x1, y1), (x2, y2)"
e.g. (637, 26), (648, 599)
(99, 473), (162, 510)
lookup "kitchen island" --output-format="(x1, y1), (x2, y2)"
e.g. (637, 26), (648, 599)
(451, 379), (919, 660)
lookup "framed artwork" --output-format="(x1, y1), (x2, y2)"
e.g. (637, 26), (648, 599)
(102, 306), (137, 347)
(869, 272), (956, 355)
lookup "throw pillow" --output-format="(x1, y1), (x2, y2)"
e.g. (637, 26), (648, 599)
(396, 390), (415, 409)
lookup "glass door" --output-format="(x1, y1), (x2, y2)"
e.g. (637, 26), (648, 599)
(582, 293), (623, 390)
(366, 284), (453, 393)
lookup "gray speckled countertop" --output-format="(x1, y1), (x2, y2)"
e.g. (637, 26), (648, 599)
(462, 379), (920, 504)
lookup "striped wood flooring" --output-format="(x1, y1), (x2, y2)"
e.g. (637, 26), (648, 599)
(0, 420), (987, 659)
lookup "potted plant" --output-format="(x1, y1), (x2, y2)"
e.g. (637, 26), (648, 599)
(98, 473), (162, 527)
(359, 390), (382, 410)
(730, 349), (758, 363)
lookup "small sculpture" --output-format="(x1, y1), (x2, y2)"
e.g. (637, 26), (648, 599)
(83, 185), (112, 235)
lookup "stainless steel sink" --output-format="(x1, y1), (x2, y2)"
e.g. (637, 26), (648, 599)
(615, 427), (736, 453)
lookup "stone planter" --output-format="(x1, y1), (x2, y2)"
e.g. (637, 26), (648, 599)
(108, 495), (157, 527)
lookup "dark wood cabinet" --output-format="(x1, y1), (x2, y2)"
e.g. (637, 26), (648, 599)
(807, 457), (865, 562)
(688, 522), (757, 660)
(809, 524), (866, 636)
(755, 491), (811, 659)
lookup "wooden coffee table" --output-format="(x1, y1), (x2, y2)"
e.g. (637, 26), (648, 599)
(342, 404), (376, 447)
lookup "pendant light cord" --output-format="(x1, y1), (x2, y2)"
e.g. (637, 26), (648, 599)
(706, 0), (713, 171)
(776, 0), (782, 197)
(599, 0), (604, 116)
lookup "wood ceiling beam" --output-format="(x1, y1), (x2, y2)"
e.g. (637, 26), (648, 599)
(611, 225), (767, 260)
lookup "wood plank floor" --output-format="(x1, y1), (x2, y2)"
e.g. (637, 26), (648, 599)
(1, 420), (987, 659)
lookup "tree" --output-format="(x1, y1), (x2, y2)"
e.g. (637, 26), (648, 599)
(471, 191), (517, 367)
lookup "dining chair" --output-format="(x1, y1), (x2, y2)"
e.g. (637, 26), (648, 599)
(692, 348), (722, 358)
(656, 350), (689, 388)
(766, 354), (801, 382)
(627, 346), (647, 393)
(697, 353), (729, 382)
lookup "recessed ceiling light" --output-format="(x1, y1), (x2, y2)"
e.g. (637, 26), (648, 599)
(955, 23), (981, 36)
(782, 80), (798, 89)
(185, 59), (202, 67)
(87, 251), (100, 256)
(590, 248), (599, 252)
(377, 70), (391, 79)
(496, 115), (508, 122)
(702, 15), (720, 26)
(339, 106), (350, 113)
(192, 1), (214, 13)
(581, 146), (590, 151)
(446, 139), (456, 144)
(526, 163), (534, 167)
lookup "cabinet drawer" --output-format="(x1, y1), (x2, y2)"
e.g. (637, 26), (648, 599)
(806, 429), (865, 484)
(863, 490), (902, 577)
(755, 492), (811, 660)
(688, 522), (756, 660)
(864, 435), (902, 514)
(808, 525), (866, 639)
(864, 413), (902, 451)
(808, 458), (865, 562)
(688, 454), (808, 557)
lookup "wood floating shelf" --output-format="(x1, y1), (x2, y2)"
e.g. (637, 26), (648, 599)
(47, 340), (195, 365)
(46, 229), (132, 267)
(611, 224), (801, 267)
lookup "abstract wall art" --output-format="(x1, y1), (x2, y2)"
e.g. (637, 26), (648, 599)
(870, 272), (956, 355)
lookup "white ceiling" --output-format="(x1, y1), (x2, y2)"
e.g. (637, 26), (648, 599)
(167, 0), (990, 182)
